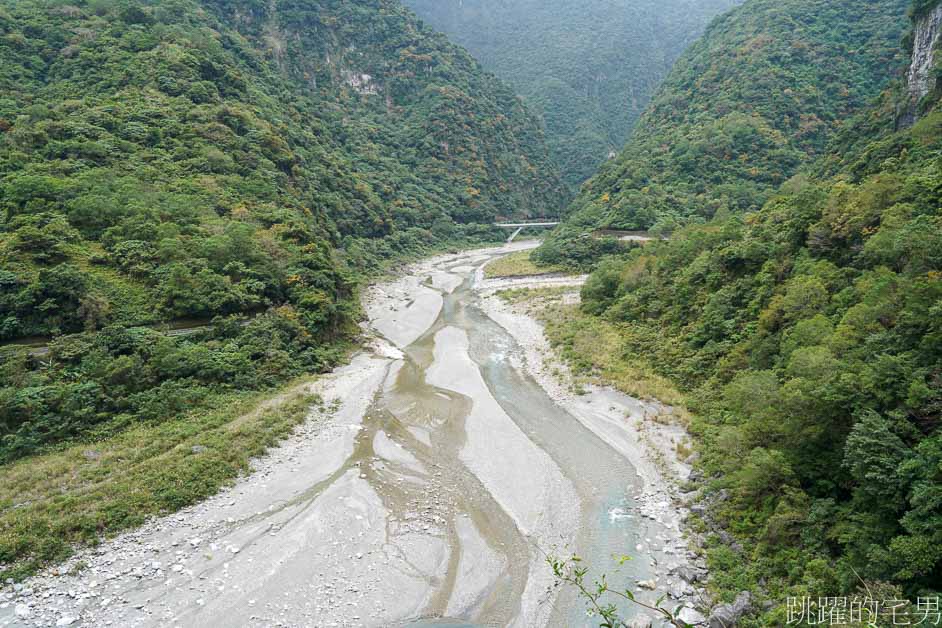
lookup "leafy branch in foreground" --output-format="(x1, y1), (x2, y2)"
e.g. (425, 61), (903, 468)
(548, 554), (693, 628)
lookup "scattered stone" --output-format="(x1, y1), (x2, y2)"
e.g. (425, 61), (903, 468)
(637, 579), (657, 590)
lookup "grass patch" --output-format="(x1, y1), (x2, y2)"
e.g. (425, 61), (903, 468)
(484, 249), (569, 278)
(504, 287), (688, 413)
(0, 379), (321, 580)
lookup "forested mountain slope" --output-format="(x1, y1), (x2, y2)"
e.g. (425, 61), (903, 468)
(0, 0), (564, 459)
(571, 0), (942, 618)
(536, 0), (911, 267)
(402, 0), (742, 187)
(0, 0), (564, 339)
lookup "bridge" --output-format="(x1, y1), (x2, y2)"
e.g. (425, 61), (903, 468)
(493, 220), (560, 242)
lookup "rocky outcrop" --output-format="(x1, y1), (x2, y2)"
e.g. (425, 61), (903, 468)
(908, 4), (942, 102)
(902, 3), (942, 124)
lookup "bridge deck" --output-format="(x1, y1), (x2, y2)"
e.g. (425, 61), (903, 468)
(493, 222), (560, 228)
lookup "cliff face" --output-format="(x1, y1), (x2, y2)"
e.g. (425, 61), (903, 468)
(906, 3), (942, 106)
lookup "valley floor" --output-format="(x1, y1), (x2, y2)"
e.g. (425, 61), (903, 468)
(1, 243), (706, 628)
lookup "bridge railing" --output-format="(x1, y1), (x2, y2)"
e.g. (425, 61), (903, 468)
(493, 220), (561, 227)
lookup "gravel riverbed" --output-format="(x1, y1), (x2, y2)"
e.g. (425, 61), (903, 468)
(1, 242), (709, 628)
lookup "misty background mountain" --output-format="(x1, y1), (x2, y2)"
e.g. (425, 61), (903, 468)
(403, 0), (744, 187)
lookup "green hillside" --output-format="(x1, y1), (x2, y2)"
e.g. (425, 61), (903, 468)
(564, 0), (942, 618)
(402, 0), (742, 187)
(536, 0), (911, 267)
(0, 0), (565, 460)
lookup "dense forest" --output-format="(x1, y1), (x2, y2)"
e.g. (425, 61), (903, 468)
(0, 0), (564, 462)
(536, 0), (912, 267)
(554, 0), (942, 621)
(402, 0), (742, 186)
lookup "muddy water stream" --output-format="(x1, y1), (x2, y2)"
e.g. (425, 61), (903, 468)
(362, 258), (658, 626)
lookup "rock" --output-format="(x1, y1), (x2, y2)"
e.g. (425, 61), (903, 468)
(670, 565), (702, 583)
(709, 591), (754, 628)
(56, 616), (77, 627)
(678, 607), (707, 625)
(191, 445), (207, 454)
(627, 615), (653, 628)
(14, 603), (30, 618)
(83, 449), (101, 460)
(670, 580), (694, 599)
(637, 579), (657, 590)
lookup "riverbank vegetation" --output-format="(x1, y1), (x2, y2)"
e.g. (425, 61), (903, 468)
(0, 381), (318, 580)
(497, 287), (688, 409)
(483, 249), (568, 278)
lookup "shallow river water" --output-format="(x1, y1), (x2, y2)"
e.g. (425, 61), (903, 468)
(1, 247), (686, 628)
(364, 258), (661, 626)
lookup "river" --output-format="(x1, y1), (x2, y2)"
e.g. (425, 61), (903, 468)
(1, 243), (700, 628)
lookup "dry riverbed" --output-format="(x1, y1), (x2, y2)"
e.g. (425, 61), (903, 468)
(1, 242), (708, 628)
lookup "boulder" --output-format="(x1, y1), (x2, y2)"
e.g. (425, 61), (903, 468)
(678, 607), (707, 625)
(709, 591), (754, 628)
(670, 565), (703, 583)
